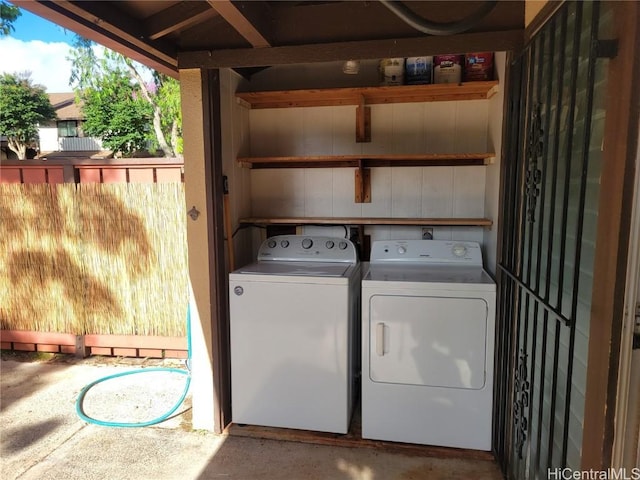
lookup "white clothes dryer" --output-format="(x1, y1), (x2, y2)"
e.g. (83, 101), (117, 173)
(361, 240), (496, 450)
(229, 235), (360, 434)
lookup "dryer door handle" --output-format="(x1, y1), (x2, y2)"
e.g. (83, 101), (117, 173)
(376, 323), (385, 356)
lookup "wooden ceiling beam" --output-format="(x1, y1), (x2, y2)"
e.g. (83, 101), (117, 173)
(13, 0), (178, 77)
(52, 0), (177, 64)
(206, 0), (271, 48)
(178, 29), (523, 69)
(146, 2), (219, 41)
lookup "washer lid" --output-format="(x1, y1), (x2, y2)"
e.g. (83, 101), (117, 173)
(234, 261), (354, 277)
(364, 264), (495, 286)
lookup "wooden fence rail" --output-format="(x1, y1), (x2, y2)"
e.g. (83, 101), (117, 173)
(1, 330), (188, 359)
(0, 158), (184, 184)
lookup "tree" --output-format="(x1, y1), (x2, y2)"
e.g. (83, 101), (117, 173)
(0, 1), (21, 36)
(0, 72), (56, 159)
(80, 69), (152, 156)
(68, 37), (182, 158)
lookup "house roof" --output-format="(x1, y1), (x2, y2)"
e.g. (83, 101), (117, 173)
(13, 1), (525, 79)
(48, 92), (83, 121)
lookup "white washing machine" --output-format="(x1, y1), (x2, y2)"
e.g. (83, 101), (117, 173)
(361, 240), (496, 450)
(229, 235), (360, 434)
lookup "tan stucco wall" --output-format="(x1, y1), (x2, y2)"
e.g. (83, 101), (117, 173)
(525, 0), (549, 26)
(179, 68), (216, 431)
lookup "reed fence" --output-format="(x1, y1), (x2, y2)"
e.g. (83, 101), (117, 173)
(0, 182), (188, 339)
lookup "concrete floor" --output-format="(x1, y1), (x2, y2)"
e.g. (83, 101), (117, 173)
(0, 354), (504, 480)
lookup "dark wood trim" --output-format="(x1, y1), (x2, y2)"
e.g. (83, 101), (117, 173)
(1, 158), (183, 166)
(206, 0), (271, 48)
(12, 0), (177, 78)
(524, 1), (565, 45)
(145, 2), (217, 41)
(582, 0), (640, 469)
(178, 29), (524, 69)
(201, 69), (232, 434)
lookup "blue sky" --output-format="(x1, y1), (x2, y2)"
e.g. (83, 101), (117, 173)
(1, 7), (153, 93)
(0, 7), (75, 92)
(11, 9), (74, 44)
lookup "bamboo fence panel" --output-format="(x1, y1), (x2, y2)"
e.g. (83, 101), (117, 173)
(0, 182), (187, 336)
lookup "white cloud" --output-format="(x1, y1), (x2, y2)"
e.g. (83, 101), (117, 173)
(0, 37), (73, 93)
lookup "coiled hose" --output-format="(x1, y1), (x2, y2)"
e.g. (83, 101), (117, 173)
(75, 306), (192, 427)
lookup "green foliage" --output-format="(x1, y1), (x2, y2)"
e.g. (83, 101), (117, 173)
(0, 72), (56, 159)
(155, 75), (182, 153)
(69, 36), (182, 157)
(0, 1), (21, 36)
(68, 36), (98, 91)
(81, 69), (152, 156)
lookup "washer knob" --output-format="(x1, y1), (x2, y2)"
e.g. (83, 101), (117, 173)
(267, 240), (277, 248)
(338, 241), (348, 250)
(301, 238), (313, 249)
(452, 243), (468, 257)
(397, 246), (407, 255)
(325, 240), (335, 249)
(280, 240), (290, 248)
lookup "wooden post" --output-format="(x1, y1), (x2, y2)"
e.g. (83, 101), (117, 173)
(355, 95), (371, 143)
(354, 160), (371, 203)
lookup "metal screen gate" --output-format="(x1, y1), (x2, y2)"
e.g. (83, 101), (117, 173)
(495, 2), (613, 477)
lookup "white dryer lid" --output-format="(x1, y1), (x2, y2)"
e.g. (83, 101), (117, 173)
(364, 264), (495, 287)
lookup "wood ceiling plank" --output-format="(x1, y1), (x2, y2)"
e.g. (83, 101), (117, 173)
(179, 29), (523, 68)
(53, 0), (177, 65)
(206, 0), (271, 48)
(146, 2), (219, 40)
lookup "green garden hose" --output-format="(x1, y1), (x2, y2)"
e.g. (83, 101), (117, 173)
(75, 306), (192, 428)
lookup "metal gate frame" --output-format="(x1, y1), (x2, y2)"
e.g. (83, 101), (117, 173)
(494, 1), (640, 476)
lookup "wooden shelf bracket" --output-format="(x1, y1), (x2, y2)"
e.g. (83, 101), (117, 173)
(354, 160), (371, 203)
(355, 95), (371, 143)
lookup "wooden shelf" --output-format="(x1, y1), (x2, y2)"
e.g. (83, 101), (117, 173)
(239, 217), (493, 228)
(236, 81), (499, 109)
(238, 153), (495, 169)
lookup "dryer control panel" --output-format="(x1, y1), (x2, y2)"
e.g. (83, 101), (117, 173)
(257, 235), (357, 263)
(370, 240), (483, 266)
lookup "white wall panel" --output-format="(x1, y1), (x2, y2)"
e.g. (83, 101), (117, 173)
(249, 109), (279, 156)
(361, 167), (391, 218)
(421, 167), (454, 217)
(453, 166), (486, 217)
(391, 167), (422, 217)
(363, 105), (394, 155)
(332, 168), (362, 218)
(392, 103), (426, 153)
(332, 106), (361, 155)
(251, 169), (305, 217)
(304, 168), (333, 216)
(303, 108), (333, 155)
(424, 102), (456, 153)
(455, 100), (490, 153)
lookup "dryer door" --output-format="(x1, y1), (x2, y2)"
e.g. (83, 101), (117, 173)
(369, 295), (488, 389)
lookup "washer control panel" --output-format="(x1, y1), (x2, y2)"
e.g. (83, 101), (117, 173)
(257, 235), (357, 263)
(370, 240), (483, 266)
